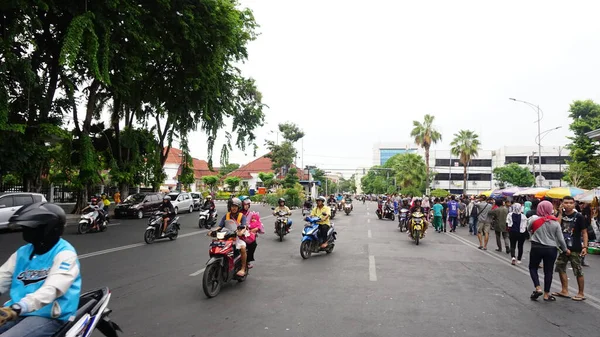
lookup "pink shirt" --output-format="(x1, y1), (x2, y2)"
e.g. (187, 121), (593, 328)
(241, 211), (264, 244)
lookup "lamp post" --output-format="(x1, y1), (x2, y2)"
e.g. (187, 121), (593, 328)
(509, 98), (544, 186)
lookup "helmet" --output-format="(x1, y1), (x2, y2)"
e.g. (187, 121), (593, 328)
(231, 197), (242, 207)
(278, 198), (285, 204)
(9, 202), (66, 249)
(317, 196), (326, 203)
(163, 195), (171, 201)
(239, 195), (249, 202)
(206, 195), (212, 199)
(242, 198), (251, 205)
(91, 198), (98, 204)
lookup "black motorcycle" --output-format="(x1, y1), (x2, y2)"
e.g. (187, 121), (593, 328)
(376, 204), (395, 221)
(328, 202), (337, 219)
(144, 211), (180, 244)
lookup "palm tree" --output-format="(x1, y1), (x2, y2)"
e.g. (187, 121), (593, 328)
(411, 114), (442, 193)
(450, 130), (481, 194)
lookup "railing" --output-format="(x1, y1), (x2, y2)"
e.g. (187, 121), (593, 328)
(0, 184), (156, 203)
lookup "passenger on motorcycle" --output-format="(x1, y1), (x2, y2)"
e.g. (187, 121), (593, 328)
(0, 202), (81, 337)
(409, 198), (429, 236)
(273, 198), (292, 232)
(328, 194), (336, 205)
(311, 196), (332, 249)
(159, 195), (175, 235)
(215, 198), (248, 277)
(82, 198), (105, 231)
(238, 196), (260, 269)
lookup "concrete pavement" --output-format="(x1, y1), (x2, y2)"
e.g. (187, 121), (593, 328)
(1, 202), (600, 336)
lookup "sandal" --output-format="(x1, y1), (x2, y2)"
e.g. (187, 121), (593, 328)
(551, 292), (571, 299)
(543, 295), (556, 302)
(572, 296), (586, 301)
(530, 290), (543, 300)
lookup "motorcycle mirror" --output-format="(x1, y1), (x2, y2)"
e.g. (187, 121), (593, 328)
(322, 212), (327, 216)
(271, 207), (275, 210)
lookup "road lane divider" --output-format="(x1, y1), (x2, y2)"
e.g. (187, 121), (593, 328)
(79, 215), (274, 261)
(368, 229), (372, 238)
(369, 255), (377, 281)
(447, 232), (600, 311)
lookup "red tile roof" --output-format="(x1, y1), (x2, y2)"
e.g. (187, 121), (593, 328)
(164, 147), (218, 180)
(226, 154), (308, 180)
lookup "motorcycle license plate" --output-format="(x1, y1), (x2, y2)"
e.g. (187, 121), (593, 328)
(414, 225), (422, 231)
(210, 241), (225, 247)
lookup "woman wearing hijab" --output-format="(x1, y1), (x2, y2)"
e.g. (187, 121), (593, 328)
(523, 201), (532, 217)
(507, 203), (528, 265)
(527, 200), (568, 302)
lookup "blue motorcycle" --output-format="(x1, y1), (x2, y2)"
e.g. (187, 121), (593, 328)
(300, 216), (337, 259)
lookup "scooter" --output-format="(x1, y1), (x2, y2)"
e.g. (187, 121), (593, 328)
(376, 204), (395, 221)
(198, 207), (218, 229)
(300, 214), (337, 259)
(344, 203), (352, 215)
(144, 211), (180, 244)
(272, 208), (290, 242)
(78, 209), (108, 234)
(398, 208), (409, 232)
(327, 202), (337, 219)
(410, 211), (426, 245)
(52, 287), (121, 337)
(202, 220), (248, 298)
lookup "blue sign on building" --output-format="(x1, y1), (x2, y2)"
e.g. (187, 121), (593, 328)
(379, 148), (417, 165)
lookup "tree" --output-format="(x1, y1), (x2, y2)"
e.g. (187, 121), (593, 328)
(283, 168), (299, 188)
(265, 123), (304, 176)
(493, 163), (535, 188)
(387, 153), (427, 194)
(218, 163), (240, 177)
(450, 130), (481, 194)
(411, 114), (442, 194)
(565, 100), (600, 188)
(258, 172), (275, 189)
(339, 175), (357, 194)
(360, 167), (392, 195)
(202, 175), (219, 193)
(224, 176), (241, 193)
(431, 189), (450, 198)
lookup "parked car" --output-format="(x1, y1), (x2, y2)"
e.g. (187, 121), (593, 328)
(0, 192), (47, 230)
(114, 192), (163, 219)
(190, 192), (203, 211)
(168, 192), (194, 214)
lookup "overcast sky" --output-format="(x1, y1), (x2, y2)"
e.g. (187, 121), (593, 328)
(184, 0), (600, 173)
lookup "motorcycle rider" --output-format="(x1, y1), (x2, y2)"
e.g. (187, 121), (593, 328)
(158, 195), (175, 236)
(344, 194), (353, 211)
(310, 196), (332, 249)
(202, 194), (216, 220)
(273, 198), (292, 232)
(409, 198), (429, 237)
(303, 197), (313, 214)
(0, 202), (81, 337)
(81, 197), (105, 231)
(328, 194), (336, 206)
(214, 198), (248, 277)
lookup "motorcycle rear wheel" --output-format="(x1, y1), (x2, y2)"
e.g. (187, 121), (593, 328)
(202, 263), (222, 298)
(144, 229), (155, 244)
(169, 229), (178, 240)
(300, 241), (312, 259)
(100, 221), (108, 232)
(198, 219), (205, 229)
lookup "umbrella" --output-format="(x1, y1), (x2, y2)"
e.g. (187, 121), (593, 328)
(513, 187), (548, 196)
(500, 187), (526, 197)
(575, 189), (600, 203)
(480, 189), (495, 197)
(536, 187), (586, 199)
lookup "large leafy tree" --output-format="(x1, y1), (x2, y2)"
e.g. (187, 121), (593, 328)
(450, 130), (481, 194)
(265, 123), (304, 176)
(565, 100), (600, 189)
(411, 114), (442, 193)
(493, 163), (535, 188)
(202, 175), (219, 193)
(387, 153), (427, 194)
(224, 176), (241, 193)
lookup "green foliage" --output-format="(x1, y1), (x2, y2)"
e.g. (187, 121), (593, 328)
(265, 123), (305, 173)
(389, 154), (427, 193)
(215, 191), (231, 200)
(339, 176), (357, 194)
(563, 160), (600, 189)
(283, 168), (299, 188)
(258, 172), (275, 189)
(2, 174), (19, 185)
(411, 114), (442, 190)
(279, 123), (305, 142)
(431, 189), (450, 198)
(202, 176), (220, 192)
(218, 163), (240, 177)
(493, 163), (535, 188)
(451, 129), (481, 193)
(224, 176), (241, 192)
(565, 100), (600, 189)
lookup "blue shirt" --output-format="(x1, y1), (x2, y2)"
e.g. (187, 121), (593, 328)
(432, 204), (443, 217)
(448, 200), (459, 217)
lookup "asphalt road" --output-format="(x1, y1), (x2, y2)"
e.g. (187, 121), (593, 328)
(1, 202), (600, 336)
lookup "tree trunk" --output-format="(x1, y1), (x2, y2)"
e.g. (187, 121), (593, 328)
(119, 182), (130, 200)
(463, 164), (467, 195)
(72, 186), (89, 214)
(425, 147), (430, 193)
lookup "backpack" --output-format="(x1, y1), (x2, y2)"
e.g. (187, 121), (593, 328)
(471, 203), (479, 218)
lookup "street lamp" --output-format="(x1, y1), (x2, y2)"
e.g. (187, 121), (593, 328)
(509, 98), (544, 186)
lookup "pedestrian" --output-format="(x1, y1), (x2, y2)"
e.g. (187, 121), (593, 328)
(528, 200), (567, 302)
(490, 199), (509, 253)
(432, 198), (443, 233)
(476, 196), (493, 250)
(507, 202), (527, 265)
(459, 199), (467, 227)
(553, 196), (588, 301)
(447, 195), (459, 232)
(526, 199), (539, 218)
(468, 196), (477, 235)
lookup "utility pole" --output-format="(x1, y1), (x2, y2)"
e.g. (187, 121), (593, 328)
(558, 146), (562, 187)
(531, 151), (537, 186)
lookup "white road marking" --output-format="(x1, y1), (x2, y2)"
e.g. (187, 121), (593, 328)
(189, 268), (206, 276)
(79, 215), (274, 261)
(447, 233), (600, 311)
(369, 255), (377, 281)
(368, 230), (372, 238)
(367, 218), (371, 223)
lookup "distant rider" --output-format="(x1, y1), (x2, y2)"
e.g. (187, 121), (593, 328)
(310, 196), (332, 249)
(409, 198), (429, 236)
(0, 203), (81, 337)
(158, 195), (175, 236)
(273, 198), (292, 233)
(202, 194), (216, 219)
(81, 198), (104, 231)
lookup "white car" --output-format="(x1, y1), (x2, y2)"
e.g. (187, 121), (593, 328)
(0, 192), (47, 230)
(168, 192), (194, 214)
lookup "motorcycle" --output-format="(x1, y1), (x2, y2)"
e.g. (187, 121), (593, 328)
(202, 220), (248, 298)
(198, 207), (218, 229)
(302, 204), (312, 216)
(344, 203), (352, 215)
(337, 201), (343, 211)
(52, 287), (121, 337)
(328, 202), (337, 219)
(300, 214), (337, 259)
(272, 208), (290, 242)
(410, 211), (426, 245)
(376, 204), (395, 221)
(398, 208), (409, 232)
(78, 209), (108, 234)
(144, 211), (180, 244)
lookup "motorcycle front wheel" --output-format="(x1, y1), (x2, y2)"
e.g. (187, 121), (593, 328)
(144, 229), (155, 244)
(100, 221), (108, 232)
(300, 241), (312, 259)
(279, 226), (285, 242)
(414, 230), (420, 245)
(202, 263), (222, 298)
(77, 222), (90, 234)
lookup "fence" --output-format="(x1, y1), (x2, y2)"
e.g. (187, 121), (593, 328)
(0, 184), (156, 203)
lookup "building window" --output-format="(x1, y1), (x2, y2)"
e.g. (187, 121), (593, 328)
(435, 159), (491, 167)
(540, 172), (564, 180)
(434, 173), (491, 181)
(505, 156), (527, 165)
(541, 156), (570, 165)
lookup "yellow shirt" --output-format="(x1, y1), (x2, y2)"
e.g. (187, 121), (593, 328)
(273, 206), (291, 215)
(311, 205), (331, 226)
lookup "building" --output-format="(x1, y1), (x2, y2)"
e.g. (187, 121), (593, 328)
(161, 147), (218, 192)
(372, 142), (419, 166)
(225, 155), (308, 191)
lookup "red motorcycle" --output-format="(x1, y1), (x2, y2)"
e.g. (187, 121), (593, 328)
(202, 221), (248, 298)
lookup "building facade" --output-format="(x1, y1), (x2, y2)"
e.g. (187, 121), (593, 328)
(372, 142), (419, 166)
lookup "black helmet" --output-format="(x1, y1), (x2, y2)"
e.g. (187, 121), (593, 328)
(10, 202), (66, 251)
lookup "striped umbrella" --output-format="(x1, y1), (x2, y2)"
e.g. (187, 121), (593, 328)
(513, 187), (548, 196)
(535, 187), (586, 199)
